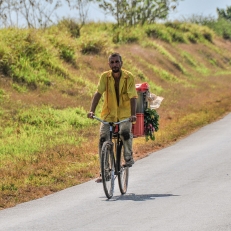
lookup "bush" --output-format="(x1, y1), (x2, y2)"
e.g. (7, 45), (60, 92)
(186, 33), (198, 43)
(58, 18), (80, 38)
(60, 46), (75, 63)
(168, 29), (188, 43)
(200, 27), (214, 42)
(215, 18), (231, 40)
(180, 15), (230, 41)
(112, 28), (139, 44)
(79, 37), (106, 54)
(145, 24), (172, 43)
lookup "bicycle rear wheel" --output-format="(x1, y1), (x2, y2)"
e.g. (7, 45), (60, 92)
(101, 141), (115, 199)
(117, 141), (129, 194)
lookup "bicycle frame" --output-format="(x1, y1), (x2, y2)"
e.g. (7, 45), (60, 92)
(93, 116), (130, 198)
(93, 116), (129, 173)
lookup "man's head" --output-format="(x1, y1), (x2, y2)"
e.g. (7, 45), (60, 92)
(108, 53), (123, 73)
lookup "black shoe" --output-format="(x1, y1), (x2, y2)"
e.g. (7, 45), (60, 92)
(125, 157), (134, 167)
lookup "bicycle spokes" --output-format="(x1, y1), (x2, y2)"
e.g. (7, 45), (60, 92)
(118, 142), (129, 194)
(101, 142), (115, 199)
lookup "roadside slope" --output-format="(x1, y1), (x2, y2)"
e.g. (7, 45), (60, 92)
(0, 25), (231, 209)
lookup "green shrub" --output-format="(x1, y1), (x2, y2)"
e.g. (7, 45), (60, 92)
(223, 31), (231, 40)
(180, 15), (228, 41)
(168, 29), (188, 43)
(165, 21), (181, 29)
(112, 28), (139, 44)
(186, 33), (198, 43)
(79, 37), (106, 54)
(145, 24), (172, 43)
(57, 18), (80, 38)
(60, 46), (75, 63)
(200, 27), (214, 42)
(214, 18), (231, 40)
(0, 89), (6, 101)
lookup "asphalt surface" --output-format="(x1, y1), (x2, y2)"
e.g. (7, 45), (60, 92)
(1, 113), (231, 231)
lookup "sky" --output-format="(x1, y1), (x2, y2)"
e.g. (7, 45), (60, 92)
(63, 0), (231, 23)
(168, 0), (231, 21)
(4, 0), (231, 27)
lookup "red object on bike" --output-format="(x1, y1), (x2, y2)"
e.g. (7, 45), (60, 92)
(132, 113), (144, 137)
(114, 124), (119, 133)
(135, 82), (149, 92)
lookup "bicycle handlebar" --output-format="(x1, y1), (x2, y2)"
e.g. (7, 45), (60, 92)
(93, 116), (130, 125)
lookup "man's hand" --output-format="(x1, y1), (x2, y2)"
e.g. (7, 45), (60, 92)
(87, 112), (95, 119)
(129, 115), (137, 123)
(87, 92), (101, 119)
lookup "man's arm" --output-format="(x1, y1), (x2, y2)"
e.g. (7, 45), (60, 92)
(87, 92), (102, 118)
(130, 97), (137, 122)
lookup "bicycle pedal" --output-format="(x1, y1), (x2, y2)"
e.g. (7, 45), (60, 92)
(122, 164), (131, 168)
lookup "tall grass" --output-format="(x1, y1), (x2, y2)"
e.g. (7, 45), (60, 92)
(122, 58), (164, 93)
(0, 29), (71, 88)
(0, 21), (216, 91)
(181, 51), (209, 74)
(181, 15), (231, 41)
(0, 106), (96, 157)
(136, 56), (185, 84)
(143, 41), (187, 74)
(144, 22), (214, 44)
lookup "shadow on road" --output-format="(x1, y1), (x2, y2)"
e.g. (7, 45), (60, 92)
(110, 193), (179, 201)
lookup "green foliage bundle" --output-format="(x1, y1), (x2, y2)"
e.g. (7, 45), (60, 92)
(144, 108), (159, 141)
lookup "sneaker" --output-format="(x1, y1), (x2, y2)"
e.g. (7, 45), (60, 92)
(95, 171), (111, 183)
(95, 173), (102, 183)
(95, 177), (102, 183)
(125, 157), (134, 167)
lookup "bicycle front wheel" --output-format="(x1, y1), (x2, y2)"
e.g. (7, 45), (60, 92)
(101, 141), (115, 199)
(117, 142), (129, 194)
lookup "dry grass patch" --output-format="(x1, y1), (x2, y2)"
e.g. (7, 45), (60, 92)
(0, 140), (100, 209)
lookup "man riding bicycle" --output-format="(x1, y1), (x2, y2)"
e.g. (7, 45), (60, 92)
(87, 53), (137, 182)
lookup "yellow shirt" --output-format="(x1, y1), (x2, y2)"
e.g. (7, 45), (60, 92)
(97, 69), (138, 122)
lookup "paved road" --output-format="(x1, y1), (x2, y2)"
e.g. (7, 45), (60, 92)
(1, 113), (231, 231)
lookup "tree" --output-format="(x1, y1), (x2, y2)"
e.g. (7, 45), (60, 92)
(0, 0), (17, 27)
(65, 0), (90, 26)
(0, 0), (62, 28)
(94, 0), (182, 26)
(217, 6), (231, 22)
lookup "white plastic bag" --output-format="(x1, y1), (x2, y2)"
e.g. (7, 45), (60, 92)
(147, 93), (164, 109)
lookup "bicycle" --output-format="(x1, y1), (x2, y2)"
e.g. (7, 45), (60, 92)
(93, 116), (131, 199)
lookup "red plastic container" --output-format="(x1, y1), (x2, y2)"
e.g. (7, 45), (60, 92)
(132, 113), (144, 137)
(135, 82), (149, 92)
